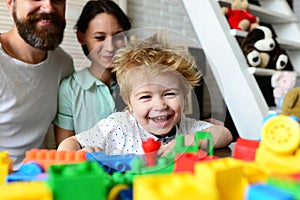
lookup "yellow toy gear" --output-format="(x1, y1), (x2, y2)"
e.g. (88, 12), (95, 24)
(261, 115), (300, 155)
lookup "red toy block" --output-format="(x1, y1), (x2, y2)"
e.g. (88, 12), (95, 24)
(174, 150), (218, 173)
(142, 138), (161, 166)
(233, 137), (260, 161)
(23, 149), (87, 171)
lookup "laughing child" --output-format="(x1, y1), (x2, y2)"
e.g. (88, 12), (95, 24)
(57, 32), (233, 155)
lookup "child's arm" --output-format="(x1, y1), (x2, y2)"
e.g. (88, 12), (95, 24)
(57, 136), (81, 151)
(204, 125), (233, 149)
(57, 136), (104, 152)
(54, 125), (75, 146)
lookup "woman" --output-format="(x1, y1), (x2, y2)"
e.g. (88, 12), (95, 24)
(53, 0), (131, 146)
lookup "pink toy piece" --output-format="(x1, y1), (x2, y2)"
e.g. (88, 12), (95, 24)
(271, 71), (297, 107)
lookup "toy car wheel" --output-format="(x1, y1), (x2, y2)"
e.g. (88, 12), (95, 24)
(261, 115), (300, 154)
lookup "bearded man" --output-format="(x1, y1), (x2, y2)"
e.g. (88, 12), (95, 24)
(0, 0), (74, 170)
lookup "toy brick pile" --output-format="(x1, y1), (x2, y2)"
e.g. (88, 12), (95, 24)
(1, 115), (300, 200)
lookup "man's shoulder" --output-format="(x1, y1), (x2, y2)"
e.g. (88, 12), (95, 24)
(53, 46), (73, 61)
(52, 46), (74, 77)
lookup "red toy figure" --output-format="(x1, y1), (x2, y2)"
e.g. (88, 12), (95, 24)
(221, 0), (259, 31)
(142, 138), (161, 166)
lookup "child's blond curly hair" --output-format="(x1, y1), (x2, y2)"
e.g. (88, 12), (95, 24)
(112, 32), (202, 105)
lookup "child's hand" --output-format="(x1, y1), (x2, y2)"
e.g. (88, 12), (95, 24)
(157, 140), (176, 156)
(81, 146), (103, 152)
(157, 134), (197, 156)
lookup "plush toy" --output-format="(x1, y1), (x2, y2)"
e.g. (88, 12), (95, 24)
(271, 71), (297, 107)
(241, 26), (292, 70)
(281, 87), (300, 120)
(221, 0), (260, 31)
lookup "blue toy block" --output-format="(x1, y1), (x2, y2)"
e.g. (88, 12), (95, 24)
(86, 152), (140, 173)
(119, 188), (133, 200)
(7, 162), (47, 182)
(246, 183), (295, 200)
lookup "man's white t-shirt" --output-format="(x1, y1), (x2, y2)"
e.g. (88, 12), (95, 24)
(0, 46), (73, 170)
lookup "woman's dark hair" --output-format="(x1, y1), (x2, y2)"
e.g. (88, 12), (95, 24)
(74, 0), (131, 56)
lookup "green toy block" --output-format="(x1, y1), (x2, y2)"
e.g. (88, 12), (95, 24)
(268, 176), (300, 199)
(47, 161), (110, 200)
(173, 131), (214, 156)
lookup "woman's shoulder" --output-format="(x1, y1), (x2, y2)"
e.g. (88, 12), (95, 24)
(60, 68), (89, 89)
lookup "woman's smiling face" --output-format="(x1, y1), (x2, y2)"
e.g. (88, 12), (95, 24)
(129, 71), (186, 135)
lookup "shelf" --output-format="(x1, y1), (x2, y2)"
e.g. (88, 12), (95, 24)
(248, 67), (300, 77)
(218, 0), (297, 24)
(230, 30), (300, 51)
(276, 38), (300, 50)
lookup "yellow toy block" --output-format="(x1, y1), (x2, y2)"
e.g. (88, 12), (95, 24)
(194, 157), (248, 200)
(255, 143), (300, 175)
(242, 162), (268, 184)
(0, 181), (52, 200)
(134, 173), (219, 200)
(0, 151), (13, 185)
(256, 115), (300, 175)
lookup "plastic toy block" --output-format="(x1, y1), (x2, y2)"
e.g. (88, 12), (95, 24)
(111, 171), (135, 186)
(7, 162), (47, 182)
(194, 157), (248, 200)
(119, 188), (133, 200)
(174, 150), (218, 173)
(86, 152), (140, 173)
(142, 138), (161, 166)
(129, 153), (174, 175)
(267, 175), (300, 199)
(47, 161), (110, 200)
(233, 137), (259, 161)
(173, 131), (214, 155)
(246, 183), (295, 200)
(0, 181), (52, 200)
(133, 172), (218, 200)
(107, 184), (130, 200)
(0, 151), (13, 185)
(255, 143), (300, 175)
(261, 115), (300, 155)
(255, 115), (300, 175)
(242, 162), (268, 184)
(23, 149), (86, 170)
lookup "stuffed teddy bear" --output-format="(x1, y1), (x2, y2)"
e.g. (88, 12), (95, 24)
(221, 0), (260, 31)
(281, 87), (300, 120)
(241, 26), (292, 70)
(271, 71), (297, 107)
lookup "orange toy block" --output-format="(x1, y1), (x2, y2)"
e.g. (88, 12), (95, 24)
(23, 149), (86, 171)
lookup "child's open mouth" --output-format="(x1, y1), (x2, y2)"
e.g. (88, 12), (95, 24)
(149, 115), (171, 127)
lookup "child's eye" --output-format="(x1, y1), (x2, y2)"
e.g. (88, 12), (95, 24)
(165, 92), (176, 97)
(139, 95), (151, 100)
(94, 36), (106, 41)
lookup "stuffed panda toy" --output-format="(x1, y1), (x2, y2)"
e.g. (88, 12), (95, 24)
(241, 26), (293, 70)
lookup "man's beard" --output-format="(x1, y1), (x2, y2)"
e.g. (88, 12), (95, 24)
(13, 11), (66, 51)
